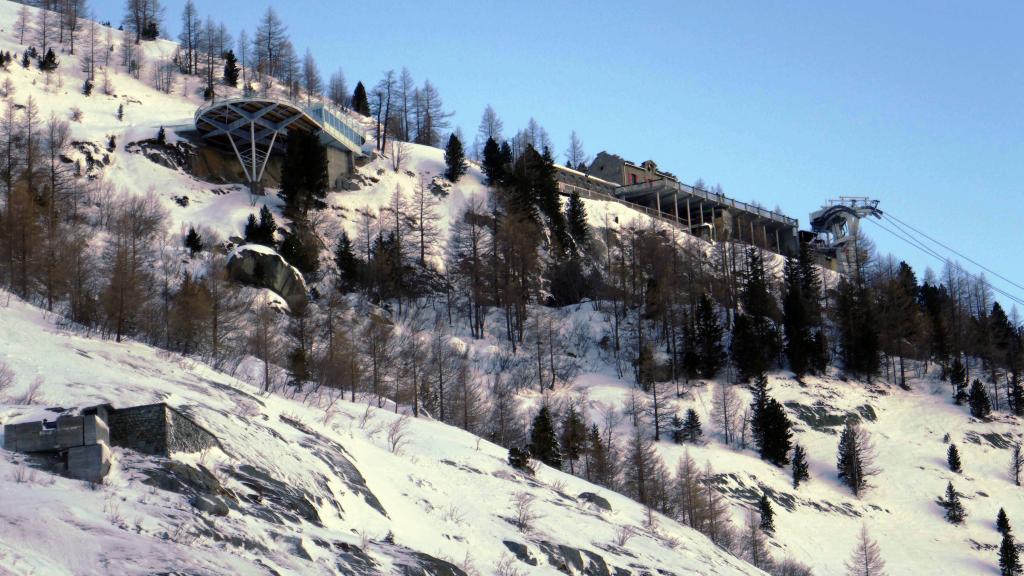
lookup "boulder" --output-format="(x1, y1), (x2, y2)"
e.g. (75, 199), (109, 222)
(227, 244), (308, 310)
(578, 492), (612, 511)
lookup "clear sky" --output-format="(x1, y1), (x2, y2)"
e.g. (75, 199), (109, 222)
(97, 0), (1024, 304)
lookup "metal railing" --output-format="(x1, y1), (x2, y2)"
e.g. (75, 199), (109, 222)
(617, 178), (798, 227)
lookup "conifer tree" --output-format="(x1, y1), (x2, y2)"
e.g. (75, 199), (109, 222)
(836, 277), (880, 379)
(279, 231), (319, 276)
(584, 424), (616, 488)
(559, 405), (587, 474)
(845, 525), (887, 576)
(837, 421), (878, 496)
(670, 413), (685, 444)
(947, 443), (962, 473)
(38, 48), (58, 71)
(156, 126), (166, 144)
(750, 374), (770, 447)
(682, 408), (703, 443)
(969, 379), (993, 418)
(352, 81), (371, 116)
(444, 133), (467, 182)
(223, 50), (240, 87)
(695, 293), (725, 378)
(281, 131), (329, 219)
(334, 231), (360, 289)
(758, 493), (776, 534)
(565, 190), (589, 252)
(184, 227), (203, 256)
(244, 206), (277, 246)
(791, 443), (810, 488)
(481, 137), (505, 185)
(761, 398), (793, 467)
(998, 508), (1012, 536)
(1012, 444), (1024, 487)
(732, 248), (780, 382)
(529, 405), (562, 469)
(951, 357), (968, 405)
(1000, 529), (1021, 576)
(941, 481), (966, 524)
(783, 254), (814, 377)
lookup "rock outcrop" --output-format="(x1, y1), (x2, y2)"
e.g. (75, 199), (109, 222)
(227, 244), (308, 310)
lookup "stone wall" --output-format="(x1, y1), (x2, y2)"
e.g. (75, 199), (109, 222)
(166, 407), (219, 454)
(108, 403), (170, 456)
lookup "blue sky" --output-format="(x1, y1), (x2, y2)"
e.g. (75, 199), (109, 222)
(98, 1), (1024, 304)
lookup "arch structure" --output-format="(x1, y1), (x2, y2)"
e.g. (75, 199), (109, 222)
(194, 97), (366, 193)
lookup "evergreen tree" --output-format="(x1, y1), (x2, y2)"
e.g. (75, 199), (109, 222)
(670, 413), (685, 444)
(244, 206), (277, 246)
(38, 48), (58, 71)
(761, 398), (794, 467)
(783, 254), (814, 377)
(82, 79), (93, 96)
(998, 508), (1012, 536)
(287, 346), (310, 387)
(1000, 530), (1021, 576)
(352, 81), (371, 116)
(21, 51), (30, 68)
(792, 443), (810, 488)
(836, 277), (880, 379)
(758, 493), (775, 534)
(584, 424), (616, 488)
(565, 190), (589, 252)
(481, 137), (505, 185)
(279, 231), (320, 276)
(334, 231), (360, 289)
(750, 374), (770, 447)
(694, 293), (725, 378)
(732, 248), (780, 382)
(507, 446), (534, 475)
(969, 379), (993, 419)
(444, 133), (467, 182)
(947, 443), (962, 473)
(941, 481), (966, 524)
(682, 408), (703, 443)
(837, 421), (877, 496)
(559, 405), (587, 474)
(281, 131), (329, 219)
(184, 227), (203, 256)
(951, 357), (968, 405)
(222, 50), (239, 87)
(117, 104), (124, 121)
(156, 126), (166, 145)
(529, 405), (562, 469)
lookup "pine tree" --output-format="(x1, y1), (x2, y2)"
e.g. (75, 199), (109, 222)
(481, 137), (505, 185)
(951, 357), (968, 405)
(245, 206), (277, 247)
(352, 81), (370, 116)
(334, 231), (360, 289)
(1012, 444), (1024, 487)
(184, 227), (203, 256)
(792, 444), (810, 488)
(783, 255), (814, 377)
(941, 481), (966, 524)
(695, 293), (725, 378)
(279, 231), (320, 276)
(998, 508), (1011, 536)
(761, 398), (793, 467)
(584, 424), (616, 488)
(223, 50), (239, 87)
(837, 421), (877, 496)
(559, 405), (587, 474)
(969, 379), (993, 419)
(38, 48), (58, 71)
(82, 79), (93, 96)
(565, 190), (589, 252)
(758, 493), (775, 534)
(750, 374), (770, 447)
(1000, 530), (1022, 576)
(529, 405), (562, 469)
(156, 126), (166, 145)
(116, 104), (124, 121)
(682, 408), (703, 443)
(732, 248), (780, 382)
(947, 443), (962, 473)
(444, 133), (467, 182)
(845, 525), (887, 576)
(670, 413), (685, 444)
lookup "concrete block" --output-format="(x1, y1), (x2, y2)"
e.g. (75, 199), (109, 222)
(55, 416), (85, 449)
(84, 415), (109, 446)
(67, 442), (110, 483)
(6, 422), (46, 452)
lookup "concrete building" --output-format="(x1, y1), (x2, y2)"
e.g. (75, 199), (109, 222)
(3, 403), (220, 483)
(554, 151), (800, 256)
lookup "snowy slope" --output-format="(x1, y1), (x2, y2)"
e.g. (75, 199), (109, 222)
(2, 2), (1013, 575)
(0, 289), (764, 576)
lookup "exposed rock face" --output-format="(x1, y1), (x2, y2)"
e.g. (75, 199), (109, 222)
(227, 244), (308, 310)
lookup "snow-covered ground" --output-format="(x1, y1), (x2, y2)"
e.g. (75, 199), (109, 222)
(0, 2), (1016, 575)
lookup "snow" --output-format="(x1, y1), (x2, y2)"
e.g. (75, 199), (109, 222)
(0, 1), (1003, 574)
